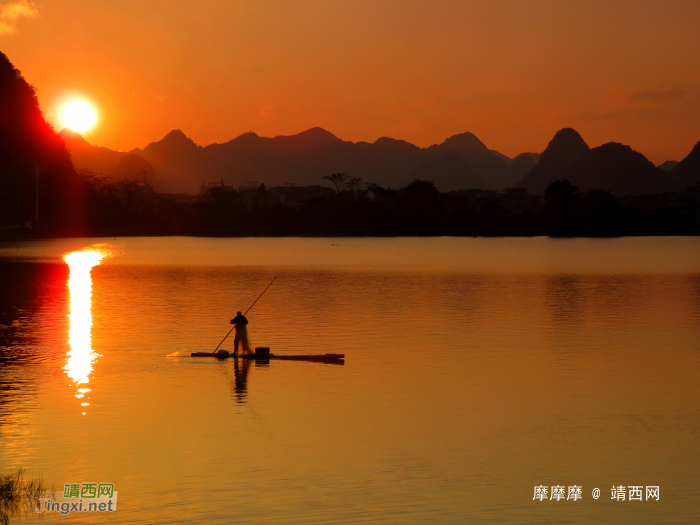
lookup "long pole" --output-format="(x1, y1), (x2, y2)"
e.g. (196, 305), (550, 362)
(213, 276), (277, 353)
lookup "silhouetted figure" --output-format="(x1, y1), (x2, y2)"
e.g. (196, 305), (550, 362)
(230, 311), (251, 356)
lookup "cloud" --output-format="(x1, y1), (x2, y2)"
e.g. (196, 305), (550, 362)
(628, 86), (687, 103)
(0, 0), (38, 35)
(555, 84), (695, 123)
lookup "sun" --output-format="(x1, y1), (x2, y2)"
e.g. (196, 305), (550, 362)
(62, 100), (97, 133)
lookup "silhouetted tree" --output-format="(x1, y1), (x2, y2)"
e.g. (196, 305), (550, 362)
(579, 188), (621, 236)
(192, 186), (246, 235)
(399, 180), (444, 234)
(323, 173), (347, 193)
(81, 171), (159, 235)
(323, 172), (362, 193)
(545, 180), (580, 236)
(402, 179), (441, 210)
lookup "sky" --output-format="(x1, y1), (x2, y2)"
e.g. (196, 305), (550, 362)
(2, 0), (700, 163)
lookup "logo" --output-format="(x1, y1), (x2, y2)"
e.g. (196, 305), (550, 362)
(36, 482), (118, 515)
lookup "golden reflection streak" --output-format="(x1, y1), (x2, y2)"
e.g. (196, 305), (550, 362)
(63, 251), (103, 413)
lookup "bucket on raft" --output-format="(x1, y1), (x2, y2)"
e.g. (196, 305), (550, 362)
(255, 347), (270, 359)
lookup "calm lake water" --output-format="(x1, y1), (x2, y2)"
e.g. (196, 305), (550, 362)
(1, 237), (699, 524)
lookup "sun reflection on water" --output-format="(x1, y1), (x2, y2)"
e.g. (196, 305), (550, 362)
(64, 250), (103, 413)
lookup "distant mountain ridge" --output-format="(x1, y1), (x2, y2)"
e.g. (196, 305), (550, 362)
(61, 127), (528, 194)
(668, 141), (700, 190)
(60, 126), (699, 196)
(658, 160), (678, 172)
(514, 128), (694, 195)
(59, 128), (159, 186)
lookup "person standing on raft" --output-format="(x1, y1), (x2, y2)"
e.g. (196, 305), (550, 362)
(230, 311), (252, 356)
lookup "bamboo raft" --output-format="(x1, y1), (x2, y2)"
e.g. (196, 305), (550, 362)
(191, 347), (344, 365)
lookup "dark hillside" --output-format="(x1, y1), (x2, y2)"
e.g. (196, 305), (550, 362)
(0, 52), (84, 233)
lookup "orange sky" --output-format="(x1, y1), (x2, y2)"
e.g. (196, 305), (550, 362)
(2, 0), (700, 163)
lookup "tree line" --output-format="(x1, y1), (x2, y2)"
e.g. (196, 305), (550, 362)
(36, 171), (694, 238)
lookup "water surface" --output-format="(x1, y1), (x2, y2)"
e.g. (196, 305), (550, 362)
(1, 237), (698, 524)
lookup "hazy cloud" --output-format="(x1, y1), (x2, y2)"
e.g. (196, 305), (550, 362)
(0, 0), (38, 34)
(557, 84), (694, 123)
(628, 86), (687, 103)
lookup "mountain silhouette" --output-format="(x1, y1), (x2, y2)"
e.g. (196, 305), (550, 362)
(515, 128), (670, 195)
(516, 128), (590, 193)
(429, 132), (515, 188)
(130, 127), (519, 193)
(576, 142), (668, 195)
(508, 153), (539, 181)
(490, 149), (512, 165)
(60, 128), (158, 186)
(0, 52), (83, 230)
(60, 128), (129, 174)
(58, 122), (696, 197)
(411, 150), (482, 190)
(658, 160), (678, 172)
(669, 142), (700, 190)
(107, 153), (158, 185)
(273, 126), (342, 150)
(540, 128), (591, 165)
(141, 129), (205, 191)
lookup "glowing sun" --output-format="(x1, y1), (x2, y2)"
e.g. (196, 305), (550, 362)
(62, 101), (97, 132)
